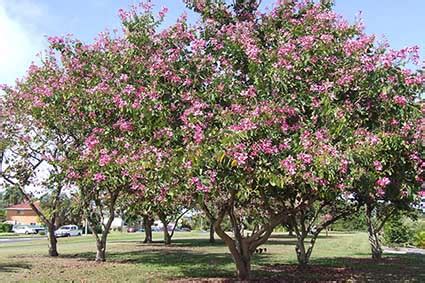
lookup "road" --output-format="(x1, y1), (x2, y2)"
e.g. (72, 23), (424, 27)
(0, 237), (46, 244)
(384, 247), (425, 255)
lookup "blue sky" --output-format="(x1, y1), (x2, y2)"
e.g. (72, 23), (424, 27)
(1, 0), (424, 85)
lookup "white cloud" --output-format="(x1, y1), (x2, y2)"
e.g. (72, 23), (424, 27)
(0, 0), (46, 85)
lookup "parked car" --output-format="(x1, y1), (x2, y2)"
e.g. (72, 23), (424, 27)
(54, 225), (82, 237)
(180, 227), (191, 232)
(138, 227), (145, 232)
(12, 225), (37, 234)
(151, 226), (161, 232)
(127, 227), (137, 233)
(31, 225), (46, 234)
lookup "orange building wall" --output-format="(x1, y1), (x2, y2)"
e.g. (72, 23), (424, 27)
(6, 210), (40, 225)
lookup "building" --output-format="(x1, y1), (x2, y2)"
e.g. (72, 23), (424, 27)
(103, 216), (126, 230)
(5, 202), (41, 225)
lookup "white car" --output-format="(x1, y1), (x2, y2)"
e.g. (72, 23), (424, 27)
(54, 225), (82, 237)
(12, 225), (38, 234)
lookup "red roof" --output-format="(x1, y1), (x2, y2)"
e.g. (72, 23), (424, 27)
(6, 201), (41, 210)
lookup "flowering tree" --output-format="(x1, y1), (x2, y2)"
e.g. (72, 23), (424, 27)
(3, 0), (423, 279)
(348, 107), (424, 259)
(181, 0), (424, 278)
(0, 92), (68, 257)
(3, 2), (197, 261)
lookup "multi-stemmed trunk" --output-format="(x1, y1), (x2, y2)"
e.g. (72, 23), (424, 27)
(85, 191), (119, 262)
(290, 206), (355, 266)
(368, 225), (382, 260)
(157, 210), (189, 246)
(95, 237), (107, 262)
(90, 214), (115, 262)
(294, 232), (317, 266)
(163, 228), (172, 245)
(158, 213), (172, 245)
(214, 221), (253, 280)
(366, 204), (383, 260)
(143, 215), (153, 244)
(229, 237), (252, 280)
(203, 200), (283, 281)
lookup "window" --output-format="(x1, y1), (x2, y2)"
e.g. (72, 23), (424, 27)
(16, 210), (23, 215)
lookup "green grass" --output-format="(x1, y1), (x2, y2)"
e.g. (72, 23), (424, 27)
(0, 231), (424, 282)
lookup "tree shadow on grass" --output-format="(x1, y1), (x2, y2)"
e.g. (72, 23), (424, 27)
(111, 238), (227, 248)
(60, 248), (236, 279)
(0, 262), (31, 273)
(57, 244), (425, 282)
(255, 254), (425, 282)
(269, 234), (334, 240)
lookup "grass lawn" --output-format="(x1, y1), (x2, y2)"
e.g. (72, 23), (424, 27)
(0, 231), (424, 282)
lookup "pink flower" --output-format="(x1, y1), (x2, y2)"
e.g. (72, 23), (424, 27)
(337, 74), (354, 86)
(252, 139), (278, 155)
(297, 153), (313, 165)
(376, 177), (391, 188)
(183, 160), (192, 169)
(159, 6), (169, 19)
(241, 86), (257, 98)
(337, 183), (346, 191)
(113, 95), (127, 109)
(190, 177), (210, 193)
(339, 159), (349, 174)
(194, 125), (204, 144)
(280, 156), (296, 175)
(229, 144), (249, 166)
(67, 170), (80, 179)
(299, 35), (315, 50)
(393, 95), (407, 107)
(99, 154), (112, 167)
(93, 173), (106, 183)
(114, 119), (134, 132)
(376, 188), (385, 197)
(373, 161), (383, 171)
(84, 134), (99, 151)
(229, 118), (257, 132)
(245, 43), (260, 61)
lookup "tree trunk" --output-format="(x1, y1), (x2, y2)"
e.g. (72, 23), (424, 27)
(232, 251), (251, 281)
(366, 205), (383, 260)
(288, 226), (294, 237)
(47, 224), (58, 257)
(87, 195), (117, 262)
(295, 235), (309, 266)
(163, 227), (171, 245)
(215, 209), (254, 280)
(369, 232), (383, 260)
(143, 215), (153, 244)
(159, 216), (171, 245)
(209, 222), (215, 243)
(95, 239), (107, 262)
(218, 224), (252, 280)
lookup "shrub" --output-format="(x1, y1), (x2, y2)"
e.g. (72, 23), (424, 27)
(413, 231), (425, 248)
(332, 210), (368, 232)
(383, 215), (412, 246)
(0, 223), (13, 233)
